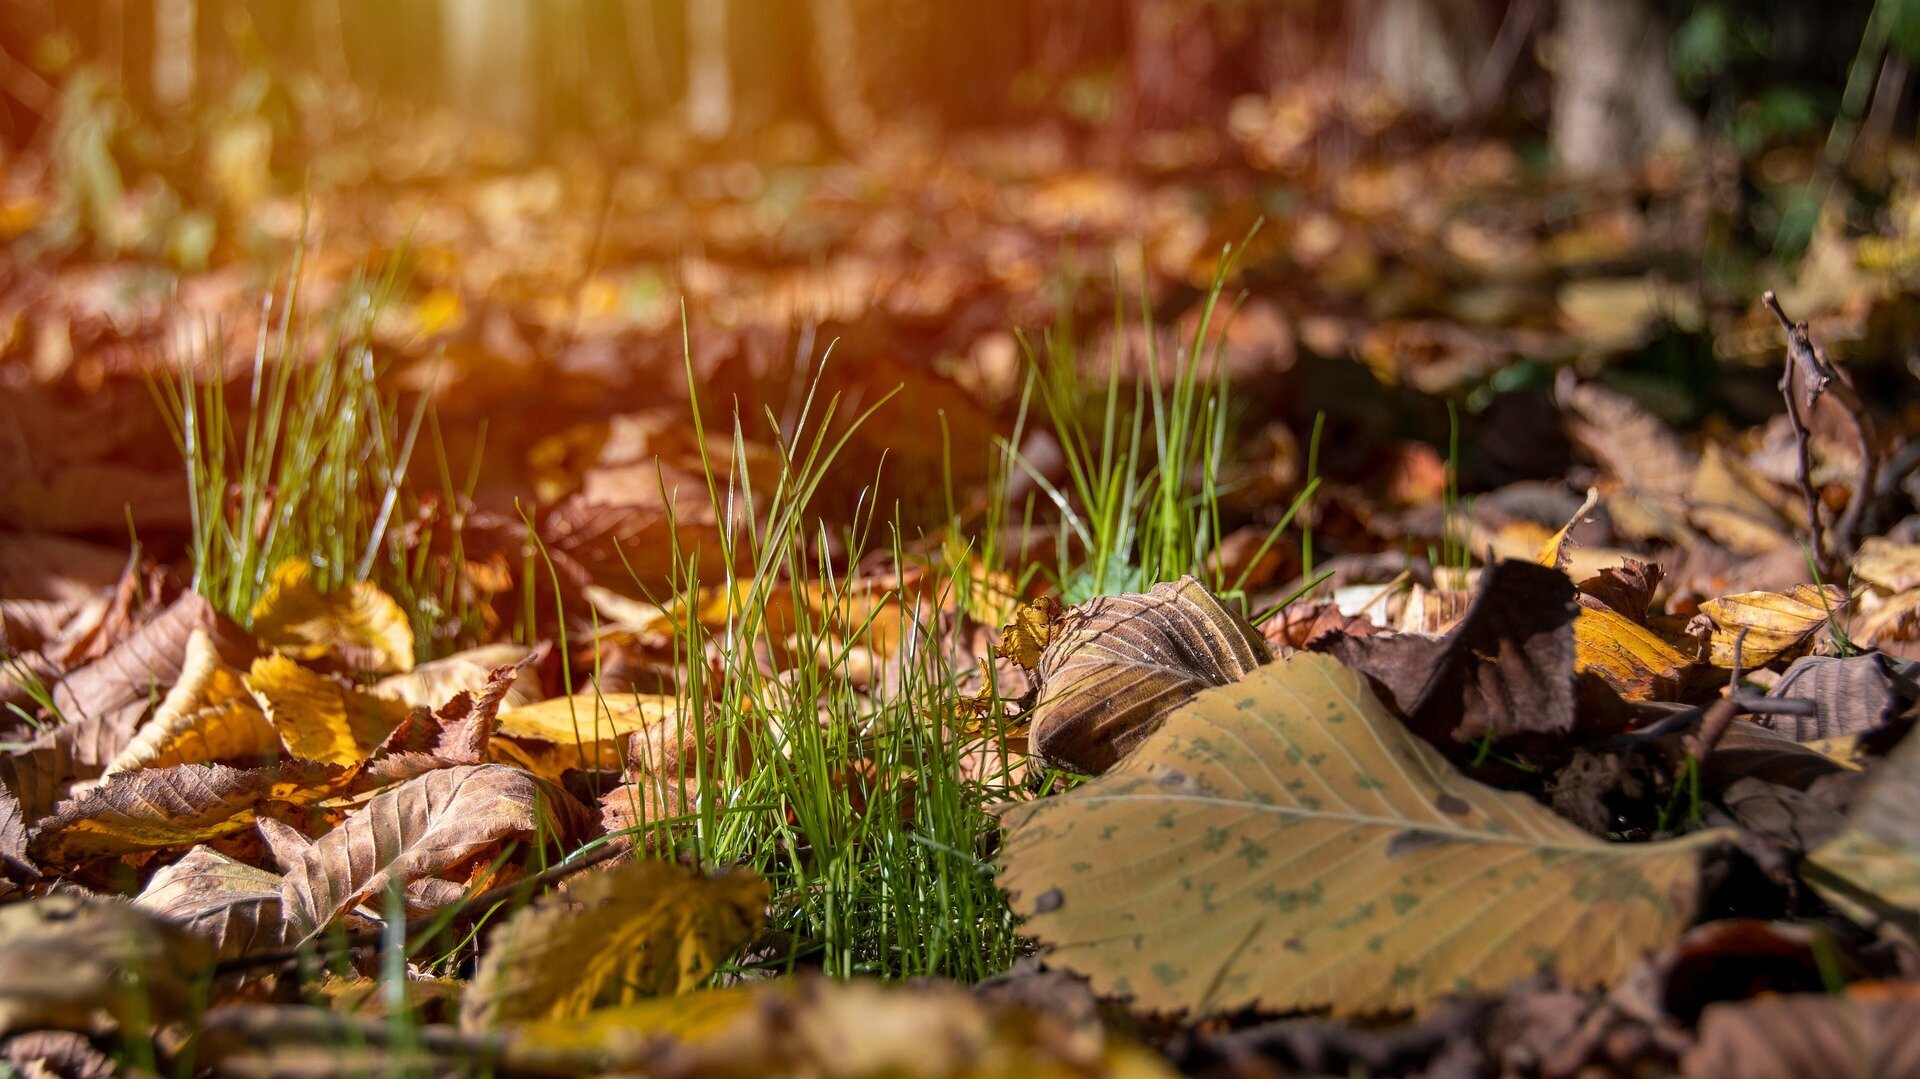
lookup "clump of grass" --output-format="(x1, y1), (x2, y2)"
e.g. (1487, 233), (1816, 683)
(151, 247), (447, 656)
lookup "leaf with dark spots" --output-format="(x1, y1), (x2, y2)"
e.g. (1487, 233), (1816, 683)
(1028, 576), (1271, 775)
(1318, 559), (1580, 754)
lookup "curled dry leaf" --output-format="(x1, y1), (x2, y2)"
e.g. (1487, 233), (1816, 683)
(488, 691), (681, 778)
(1763, 654), (1908, 742)
(0, 893), (213, 1036)
(1803, 729), (1920, 946)
(1576, 558), (1664, 624)
(45, 591), (254, 769)
(1320, 559), (1579, 751)
(276, 763), (594, 941)
(246, 653), (409, 767)
(136, 844), (288, 962)
(998, 595), (1065, 670)
(1684, 987), (1920, 1079)
(1261, 601), (1379, 656)
(1694, 584), (1847, 667)
(1029, 576), (1270, 775)
(104, 628), (280, 776)
(998, 653), (1719, 1016)
(372, 643), (542, 711)
(460, 859), (768, 1030)
(29, 760), (345, 863)
(249, 560), (415, 674)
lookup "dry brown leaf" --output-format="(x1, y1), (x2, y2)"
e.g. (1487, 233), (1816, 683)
(29, 760), (345, 863)
(372, 644), (543, 711)
(0, 893), (212, 1036)
(1763, 654), (1906, 741)
(460, 859), (767, 1030)
(1804, 729), (1920, 946)
(1854, 538), (1920, 594)
(1695, 584), (1846, 667)
(249, 560), (415, 674)
(104, 628), (281, 776)
(1686, 443), (1798, 556)
(1684, 988), (1920, 1078)
(246, 653), (410, 767)
(1575, 558), (1665, 624)
(999, 653), (1718, 1015)
(135, 844), (289, 962)
(276, 763), (594, 941)
(1029, 576), (1271, 774)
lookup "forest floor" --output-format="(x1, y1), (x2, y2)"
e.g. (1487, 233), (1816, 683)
(5, 76), (1920, 1077)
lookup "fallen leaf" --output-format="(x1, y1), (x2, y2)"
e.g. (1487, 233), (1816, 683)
(104, 628), (280, 775)
(1804, 729), (1920, 946)
(1029, 576), (1271, 774)
(29, 760), (344, 863)
(1320, 559), (1579, 752)
(1576, 558), (1665, 624)
(460, 859), (767, 1029)
(245, 653), (410, 767)
(276, 763), (594, 941)
(998, 596), (1065, 670)
(135, 844), (289, 962)
(1685, 987), (1920, 1078)
(998, 653), (1718, 1015)
(0, 893), (212, 1036)
(489, 691), (681, 777)
(249, 560), (415, 674)
(1572, 604), (1699, 701)
(1854, 537), (1920, 594)
(1695, 584), (1847, 667)
(372, 644), (543, 711)
(1763, 654), (1909, 741)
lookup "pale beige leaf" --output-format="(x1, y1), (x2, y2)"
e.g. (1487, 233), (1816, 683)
(276, 763), (594, 941)
(1030, 576), (1270, 774)
(1696, 584), (1846, 667)
(372, 644), (542, 711)
(1854, 537), (1920, 594)
(246, 653), (409, 767)
(249, 560), (415, 673)
(999, 653), (1718, 1015)
(105, 629), (281, 776)
(136, 845), (289, 961)
(461, 859), (767, 1030)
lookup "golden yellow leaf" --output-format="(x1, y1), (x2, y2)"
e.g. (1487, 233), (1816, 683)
(461, 859), (768, 1030)
(998, 595), (1065, 670)
(1535, 487), (1600, 571)
(1854, 538), (1920, 594)
(249, 561), (415, 674)
(1573, 605), (1699, 701)
(246, 653), (409, 767)
(999, 653), (1719, 1015)
(488, 692), (679, 776)
(1696, 584), (1847, 667)
(105, 629), (281, 775)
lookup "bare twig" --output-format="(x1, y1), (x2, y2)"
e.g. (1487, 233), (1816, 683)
(1763, 292), (1879, 565)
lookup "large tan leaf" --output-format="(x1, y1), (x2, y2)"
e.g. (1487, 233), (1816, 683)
(29, 761), (344, 863)
(1029, 576), (1271, 774)
(136, 845), (289, 962)
(372, 644), (542, 711)
(0, 893), (212, 1036)
(104, 629), (281, 776)
(1695, 584), (1846, 667)
(276, 763), (594, 941)
(249, 560), (414, 674)
(998, 653), (1718, 1015)
(246, 653), (409, 767)
(460, 859), (767, 1029)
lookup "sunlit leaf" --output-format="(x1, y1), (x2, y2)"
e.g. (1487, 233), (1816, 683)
(250, 560), (415, 674)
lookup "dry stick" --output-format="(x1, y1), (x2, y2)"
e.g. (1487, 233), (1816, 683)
(214, 841), (625, 976)
(1762, 291), (1879, 563)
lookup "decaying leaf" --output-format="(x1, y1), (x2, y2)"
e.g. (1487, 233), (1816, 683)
(998, 596), (1066, 670)
(1576, 558), (1664, 624)
(1684, 987), (1920, 1079)
(1320, 559), (1579, 751)
(0, 893), (212, 1035)
(1029, 576), (1271, 774)
(1763, 654), (1909, 741)
(246, 653), (409, 767)
(460, 859), (767, 1029)
(1694, 584), (1847, 667)
(999, 653), (1718, 1015)
(29, 760), (344, 863)
(249, 560), (415, 674)
(372, 644), (542, 711)
(135, 844), (288, 961)
(1804, 729), (1920, 945)
(276, 763), (594, 941)
(104, 628), (281, 775)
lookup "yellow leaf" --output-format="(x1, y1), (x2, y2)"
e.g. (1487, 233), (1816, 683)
(999, 653), (1720, 1015)
(1536, 487), (1600, 570)
(1697, 584), (1847, 667)
(105, 629), (282, 775)
(461, 860), (767, 1029)
(997, 595), (1064, 670)
(1854, 538), (1920, 594)
(246, 654), (409, 767)
(1573, 605), (1699, 700)
(372, 644), (543, 711)
(249, 561), (415, 674)
(488, 692), (679, 776)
